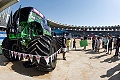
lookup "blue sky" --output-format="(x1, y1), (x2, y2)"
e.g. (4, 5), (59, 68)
(10, 0), (120, 26)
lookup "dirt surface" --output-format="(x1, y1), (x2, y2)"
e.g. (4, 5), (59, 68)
(0, 39), (120, 80)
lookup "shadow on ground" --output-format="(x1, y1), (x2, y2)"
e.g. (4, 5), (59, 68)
(85, 49), (106, 54)
(108, 72), (120, 80)
(90, 54), (108, 59)
(85, 50), (101, 54)
(57, 58), (63, 60)
(11, 61), (49, 77)
(100, 56), (120, 63)
(100, 63), (120, 80)
(70, 49), (83, 51)
(0, 55), (9, 66)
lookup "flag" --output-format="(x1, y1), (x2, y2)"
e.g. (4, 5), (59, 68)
(14, 52), (17, 59)
(80, 40), (88, 47)
(44, 56), (49, 65)
(29, 54), (33, 62)
(57, 51), (59, 54)
(7, 11), (13, 34)
(11, 51), (14, 57)
(13, 5), (21, 33)
(35, 55), (41, 64)
(23, 53), (27, 60)
(18, 53), (21, 60)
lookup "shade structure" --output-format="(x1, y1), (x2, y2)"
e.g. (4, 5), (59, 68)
(0, 0), (19, 12)
(52, 29), (68, 35)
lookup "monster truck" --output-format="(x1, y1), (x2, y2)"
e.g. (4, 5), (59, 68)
(2, 7), (62, 71)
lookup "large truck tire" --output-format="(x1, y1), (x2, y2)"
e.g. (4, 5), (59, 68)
(27, 35), (51, 56)
(48, 41), (57, 70)
(27, 35), (57, 71)
(2, 37), (19, 61)
(56, 37), (62, 51)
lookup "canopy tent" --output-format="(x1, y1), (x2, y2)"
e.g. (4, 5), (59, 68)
(0, 0), (19, 12)
(52, 29), (68, 35)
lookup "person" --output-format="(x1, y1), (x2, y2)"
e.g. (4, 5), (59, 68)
(92, 36), (95, 51)
(83, 35), (87, 50)
(68, 33), (72, 50)
(102, 36), (105, 48)
(62, 32), (67, 60)
(73, 38), (76, 50)
(106, 35), (112, 54)
(95, 36), (101, 52)
(66, 38), (71, 52)
(103, 35), (108, 52)
(113, 37), (117, 49)
(114, 35), (120, 56)
(94, 36), (97, 52)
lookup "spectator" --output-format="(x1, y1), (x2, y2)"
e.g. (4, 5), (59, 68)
(92, 36), (96, 51)
(106, 35), (112, 54)
(95, 37), (101, 52)
(113, 37), (117, 49)
(103, 35), (108, 52)
(102, 36), (105, 48)
(114, 35), (120, 56)
(66, 38), (71, 52)
(83, 35), (87, 50)
(73, 38), (76, 50)
(68, 33), (72, 50)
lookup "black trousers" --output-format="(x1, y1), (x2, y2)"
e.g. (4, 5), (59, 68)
(115, 46), (119, 56)
(92, 43), (95, 50)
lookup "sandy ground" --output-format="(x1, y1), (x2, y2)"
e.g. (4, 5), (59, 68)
(0, 39), (120, 80)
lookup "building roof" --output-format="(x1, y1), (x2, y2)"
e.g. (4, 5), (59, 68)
(47, 19), (119, 29)
(0, 0), (19, 12)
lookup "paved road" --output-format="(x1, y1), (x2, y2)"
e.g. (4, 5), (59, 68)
(0, 40), (120, 80)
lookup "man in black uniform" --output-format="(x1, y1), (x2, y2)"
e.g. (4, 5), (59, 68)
(114, 35), (120, 56)
(62, 32), (67, 60)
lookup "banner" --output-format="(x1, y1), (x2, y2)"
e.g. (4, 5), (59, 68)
(18, 53), (22, 60)
(14, 52), (17, 59)
(36, 55), (41, 63)
(23, 54), (27, 60)
(2, 47), (62, 65)
(80, 40), (88, 47)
